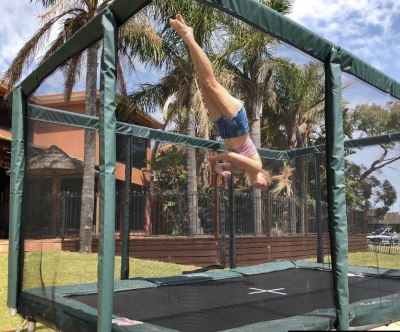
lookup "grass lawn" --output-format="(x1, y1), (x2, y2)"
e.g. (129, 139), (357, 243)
(1, 251), (198, 332)
(307, 251), (400, 270)
(1, 250), (399, 331)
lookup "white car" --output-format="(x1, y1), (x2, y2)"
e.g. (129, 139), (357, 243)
(367, 228), (400, 245)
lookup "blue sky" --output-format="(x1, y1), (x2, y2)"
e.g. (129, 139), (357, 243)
(288, 0), (400, 82)
(1, 1), (400, 83)
(287, 0), (400, 212)
(1, 0), (399, 212)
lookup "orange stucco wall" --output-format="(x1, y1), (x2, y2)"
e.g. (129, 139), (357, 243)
(33, 121), (86, 160)
(30, 92), (153, 186)
(0, 88), (156, 186)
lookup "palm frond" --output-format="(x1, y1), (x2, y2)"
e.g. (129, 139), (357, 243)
(262, 0), (292, 15)
(163, 93), (177, 122)
(192, 88), (211, 139)
(120, 13), (164, 67)
(63, 54), (83, 101)
(214, 71), (237, 93)
(299, 78), (358, 128)
(38, 1), (85, 22)
(129, 83), (172, 114)
(38, 12), (87, 63)
(116, 57), (128, 98)
(0, 17), (61, 86)
(30, 0), (58, 8)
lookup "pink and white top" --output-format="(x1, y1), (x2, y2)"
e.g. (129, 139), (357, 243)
(233, 136), (258, 158)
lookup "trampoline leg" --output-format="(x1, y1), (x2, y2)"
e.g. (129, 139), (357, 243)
(27, 320), (36, 332)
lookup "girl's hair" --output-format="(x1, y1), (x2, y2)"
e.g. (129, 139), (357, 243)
(269, 166), (295, 198)
(245, 167), (293, 196)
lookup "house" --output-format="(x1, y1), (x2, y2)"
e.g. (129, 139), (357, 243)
(0, 83), (163, 240)
(367, 210), (400, 233)
(378, 212), (400, 230)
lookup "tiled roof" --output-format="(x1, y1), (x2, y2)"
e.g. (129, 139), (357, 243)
(379, 212), (400, 224)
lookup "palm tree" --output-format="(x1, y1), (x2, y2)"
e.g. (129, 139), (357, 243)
(265, 58), (356, 232)
(1, 0), (159, 252)
(267, 58), (325, 232)
(126, 0), (221, 235)
(127, 1), (294, 235)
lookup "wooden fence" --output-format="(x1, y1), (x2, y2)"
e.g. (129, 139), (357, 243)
(62, 234), (368, 267)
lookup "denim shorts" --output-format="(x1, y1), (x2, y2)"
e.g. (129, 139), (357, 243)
(213, 106), (250, 139)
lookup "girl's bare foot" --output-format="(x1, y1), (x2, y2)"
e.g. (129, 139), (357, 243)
(169, 14), (194, 43)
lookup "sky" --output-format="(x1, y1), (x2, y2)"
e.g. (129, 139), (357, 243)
(289, 0), (400, 82)
(0, 0), (399, 211)
(2, 1), (400, 83)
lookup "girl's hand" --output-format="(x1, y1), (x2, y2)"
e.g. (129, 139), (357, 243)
(213, 162), (233, 178)
(207, 152), (229, 163)
(221, 171), (232, 179)
(207, 155), (216, 163)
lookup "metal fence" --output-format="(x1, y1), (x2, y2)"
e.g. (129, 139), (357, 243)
(60, 191), (81, 238)
(22, 193), (51, 239)
(22, 191), (81, 239)
(21, 189), (366, 239)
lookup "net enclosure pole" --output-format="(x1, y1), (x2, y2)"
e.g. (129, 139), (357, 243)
(97, 10), (117, 332)
(229, 173), (236, 268)
(325, 46), (349, 331)
(7, 87), (26, 313)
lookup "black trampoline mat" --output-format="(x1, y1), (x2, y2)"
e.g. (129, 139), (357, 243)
(70, 268), (400, 332)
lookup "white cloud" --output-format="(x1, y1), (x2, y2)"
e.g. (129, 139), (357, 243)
(2, 1), (400, 88)
(0, 2), (44, 77)
(288, 0), (400, 81)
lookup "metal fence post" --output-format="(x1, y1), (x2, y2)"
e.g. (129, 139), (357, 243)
(229, 174), (236, 269)
(219, 179), (226, 267)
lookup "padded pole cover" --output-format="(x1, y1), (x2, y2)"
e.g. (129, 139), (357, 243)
(7, 87), (26, 309)
(325, 46), (349, 331)
(97, 10), (117, 332)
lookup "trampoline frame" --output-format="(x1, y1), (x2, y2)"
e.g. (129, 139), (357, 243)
(17, 260), (400, 332)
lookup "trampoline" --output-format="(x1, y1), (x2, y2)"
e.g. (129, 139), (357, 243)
(6, 0), (400, 331)
(18, 261), (400, 331)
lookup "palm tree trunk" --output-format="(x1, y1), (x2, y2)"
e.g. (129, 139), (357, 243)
(186, 106), (200, 235)
(288, 158), (297, 234)
(202, 155), (209, 186)
(79, 46), (98, 253)
(250, 102), (262, 234)
(297, 156), (306, 233)
(297, 133), (307, 234)
(285, 123), (298, 234)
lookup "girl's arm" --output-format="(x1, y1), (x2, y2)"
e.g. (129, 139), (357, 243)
(214, 162), (245, 179)
(208, 151), (262, 173)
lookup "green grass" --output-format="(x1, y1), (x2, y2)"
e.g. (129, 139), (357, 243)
(306, 251), (400, 270)
(1, 251), (198, 332)
(2, 250), (400, 331)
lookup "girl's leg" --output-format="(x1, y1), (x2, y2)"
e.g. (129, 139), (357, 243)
(201, 88), (229, 121)
(170, 15), (242, 120)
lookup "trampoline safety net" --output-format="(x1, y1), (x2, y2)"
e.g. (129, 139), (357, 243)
(5, 0), (400, 332)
